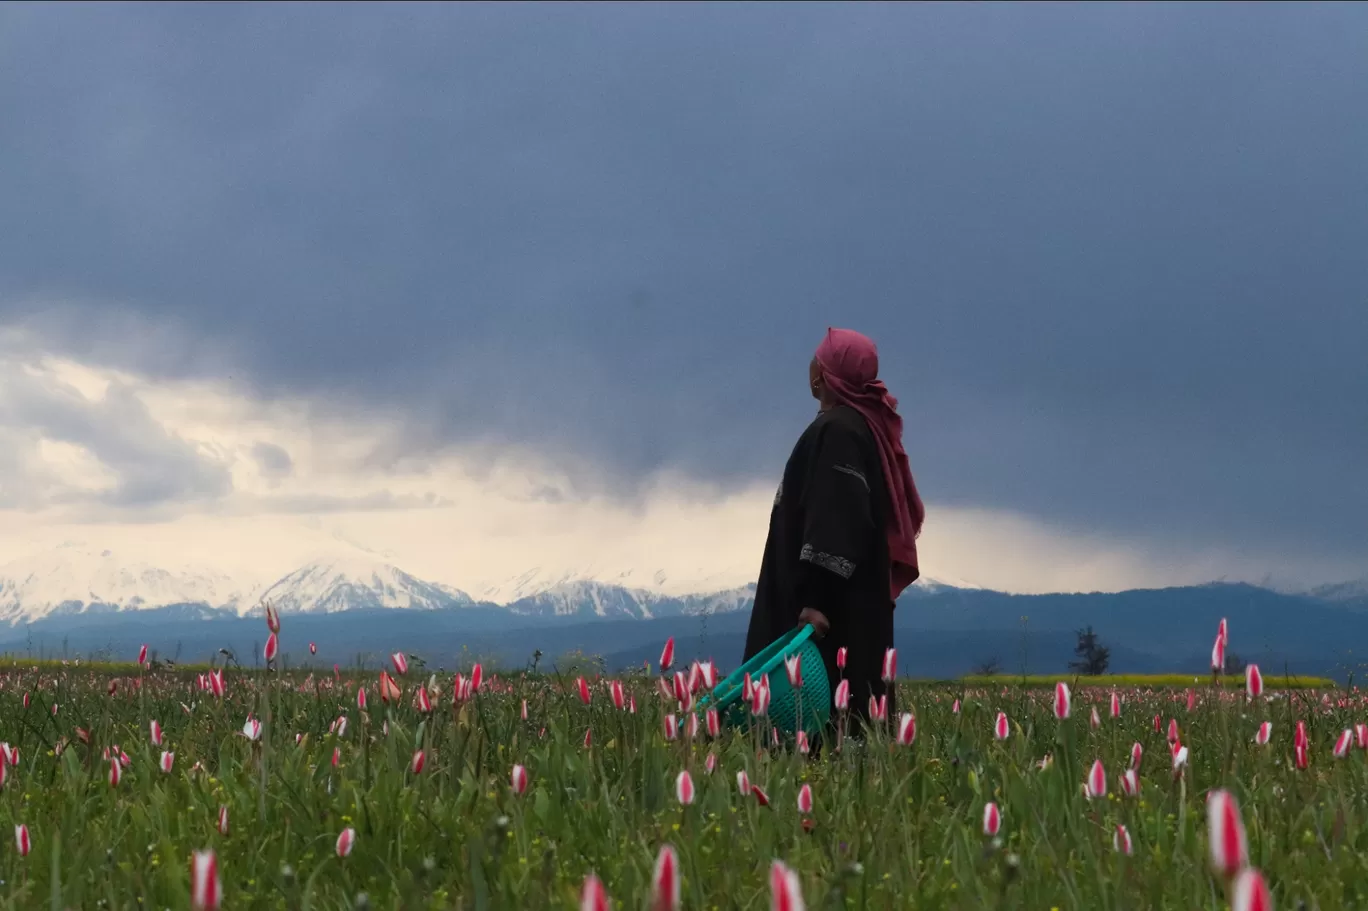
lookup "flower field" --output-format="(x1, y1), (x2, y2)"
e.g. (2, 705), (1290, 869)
(0, 616), (1352, 909)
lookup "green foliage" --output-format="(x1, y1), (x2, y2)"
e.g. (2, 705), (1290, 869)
(0, 664), (1356, 908)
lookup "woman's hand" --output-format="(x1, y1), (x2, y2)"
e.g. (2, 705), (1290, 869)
(797, 607), (830, 639)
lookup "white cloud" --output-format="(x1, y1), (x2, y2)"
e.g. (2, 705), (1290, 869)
(0, 326), (1357, 598)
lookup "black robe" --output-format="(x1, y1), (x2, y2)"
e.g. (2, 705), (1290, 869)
(743, 404), (907, 734)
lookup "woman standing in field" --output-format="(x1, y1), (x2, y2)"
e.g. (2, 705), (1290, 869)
(742, 327), (925, 734)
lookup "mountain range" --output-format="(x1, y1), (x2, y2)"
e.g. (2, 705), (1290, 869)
(0, 545), (1364, 681)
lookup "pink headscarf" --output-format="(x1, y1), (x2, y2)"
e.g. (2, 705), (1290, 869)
(815, 327), (925, 601)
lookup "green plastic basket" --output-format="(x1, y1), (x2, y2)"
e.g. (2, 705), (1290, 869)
(699, 624), (831, 739)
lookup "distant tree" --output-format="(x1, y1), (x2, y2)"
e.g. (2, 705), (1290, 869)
(1224, 651), (1248, 675)
(1069, 626), (1111, 676)
(973, 656), (1003, 677)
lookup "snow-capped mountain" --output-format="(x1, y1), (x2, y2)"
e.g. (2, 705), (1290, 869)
(250, 556), (476, 616)
(0, 545), (253, 623)
(505, 581), (757, 620)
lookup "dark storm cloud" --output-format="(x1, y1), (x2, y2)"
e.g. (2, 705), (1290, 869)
(1, 3), (1365, 562)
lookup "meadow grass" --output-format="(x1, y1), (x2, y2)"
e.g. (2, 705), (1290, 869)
(0, 660), (1354, 908)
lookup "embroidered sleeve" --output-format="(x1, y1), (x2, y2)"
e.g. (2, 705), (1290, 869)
(800, 543), (856, 580)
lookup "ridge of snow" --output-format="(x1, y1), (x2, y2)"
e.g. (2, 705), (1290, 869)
(251, 554), (475, 616)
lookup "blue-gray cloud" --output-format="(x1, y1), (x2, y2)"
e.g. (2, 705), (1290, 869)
(1, 3), (1365, 566)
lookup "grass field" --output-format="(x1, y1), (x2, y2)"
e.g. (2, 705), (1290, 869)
(0, 635), (1348, 908)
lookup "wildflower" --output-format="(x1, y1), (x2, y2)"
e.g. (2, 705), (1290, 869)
(583, 729), (592, 750)
(356, 687), (368, 710)
(209, 670), (225, 699)
(796, 730), (810, 755)
(752, 679), (772, 717)
(108, 756), (122, 788)
(769, 859), (805, 911)
(706, 709), (721, 738)
(410, 750), (425, 775)
(191, 850), (221, 910)
(309, 642), (317, 655)
(511, 764), (529, 794)
(784, 653), (803, 688)
(391, 653), (409, 676)
(1254, 722), (1272, 746)
(1172, 745), (1189, 776)
(1053, 682), (1071, 720)
(14, 824), (29, 857)
(1131, 741), (1143, 769)
(1119, 768), (1139, 797)
(659, 638), (675, 673)
(471, 663), (484, 692)
(869, 694), (887, 722)
(897, 713), (916, 746)
(752, 784), (771, 807)
(417, 687), (433, 714)
(993, 712), (1010, 741)
(982, 802), (1001, 836)
(577, 677), (591, 705)
(699, 660), (717, 689)
(242, 717), (262, 742)
(1113, 824), (1132, 856)
(580, 874), (610, 911)
(1231, 868), (1272, 911)
(264, 633), (278, 664)
(663, 714), (679, 741)
(1089, 706), (1100, 729)
(160, 751), (175, 774)
(1334, 729), (1353, 759)
(138, 644), (148, 666)
(652, 844), (681, 910)
(378, 671), (402, 704)
(1109, 691), (1121, 718)
(1085, 760), (1106, 798)
(1167, 718), (1180, 744)
(952, 698), (961, 714)
(218, 806), (229, 835)
(835, 647), (847, 670)
(1211, 634), (1226, 673)
(881, 648), (897, 684)
(705, 752), (717, 774)
(832, 680), (849, 713)
(336, 827), (356, 857)
(150, 720), (162, 747)
(609, 680), (626, 711)
(1246, 664), (1263, 699)
(797, 783), (813, 814)
(265, 601), (281, 634)
(1207, 789), (1248, 878)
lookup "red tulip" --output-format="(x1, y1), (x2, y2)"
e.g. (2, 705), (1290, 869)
(265, 602), (281, 634)
(1295, 720), (1308, 750)
(1334, 729), (1353, 759)
(410, 750), (426, 775)
(784, 654), (802, 688)
(982, 801), (1001, 836)
(1211, 635), (1226, 672)
(833, 679), (849, 713)
(150, 720), (162, 746)
(577, 677), (591, 705)
(1053, 682), (1071, 720)
(993, 712), (1010, 741)
(1245, 664), (1263, 699)
(1113, 824), (1132, 856)
(869, 694), (888, 722)
(1207, 789), (1248, 877)
(1231, 868), (1272, 911)
(138, 644), (148, 666)
(1120, 768), (1139, 797)
(881, 648), (897, 684)
(663, 714), (679, 741)
(336, 827), (356, 857)
(391, 652), (408, 676)
(797, 783), (814, 815)
(14, 824), (29, 857)
(309, 642), (317, 655)
(835, 647), (847, 669)
(191, 850), (221, 910)
(264, 633), (278, 664)
(1085, 759), (1106, 798)
(675, 770), (695, 805)
(160, 751), (175, 774)
(1109, 691), (1121, 718)
(751, 784), (770, 807)
(897, 713), (916, 746)
(651, 844), (681, 911)
(659, 637), (675, 673)
(512, 764), (529, 795)
(580, 874), (610, 911)
(769, 860), (804, 911)
(1254, 721), (1272, 745)
(1131, 741), (1143, 769)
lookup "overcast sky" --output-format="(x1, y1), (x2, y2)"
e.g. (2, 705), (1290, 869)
(1, 2), (1364, 595)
